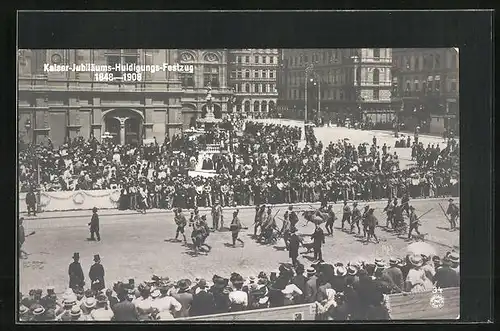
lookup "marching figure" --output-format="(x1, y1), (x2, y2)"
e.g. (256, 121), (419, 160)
(88, 207), (101, 241)
(446, 198), (459, 230)
(365, 208), (380, 244)
(89, 254), (105, 292)
(311, 223), (325, 262)
(288, 205), (300, 233)
(392, 199), (404, 232)
(288, 228), (303, 267)
(254, 205), (266, 237)
(211, 200), (223, 231)
(407, 206), (422, 240)
(199, 215), (211, 250)
(341, 200), (351, 231)
(383, 198), (394, 228)
(350, 202), (361, 235)
(174, 208), (188, 244)
(361, 205), (370, 238)
(401, 193), (410, 217)
(68, 252), (85, 290)
(26, 186), (37, 216)
(280, 210), (291, 250)
(230, 209), (245, 247)
(18, 217), (35, 259)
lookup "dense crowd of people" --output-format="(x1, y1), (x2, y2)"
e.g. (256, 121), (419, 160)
(19, 120), (459, 211)
(19, 249), (459, 321)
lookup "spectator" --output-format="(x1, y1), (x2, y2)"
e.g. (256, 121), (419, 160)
(404, 255), (433, 293)
(434, 257), (460, 289)
(172, 280), (193, 318)
(190, 279), (216, 316)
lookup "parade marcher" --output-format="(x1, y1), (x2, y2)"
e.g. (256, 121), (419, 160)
(311, 223), (326, 262)
(26, 186), (37, 216)
(350, 202), (361, 235)
(401, 193), (410, 217)
(446, 198), (459, 230)
(288, 205), (300, 233)
(230, 210), (244, 247)
(18, 217), (28, 259)
(174, 208), (187, 244)
(89, 254), (105, 292)
(68, 252), (85, 290)
(392, 199), (404, 233)
(199, 215), (211, 251)
(361, 205), (370, 238)
(280, 211), (291, 250)
(288, 228), (302, 267)
(324, 205), (335, 236)
(260, 207), (277, 244)
(191, 218), (205, 253)
(407, 206), (422, 240)
(88, 207), (100, 241)
(253, 205), (265, 237)
(383, 199), (393, 228)
(212, 200), (223, 231)
(341, 201), (351, 231)
(365, 208), (380, 244)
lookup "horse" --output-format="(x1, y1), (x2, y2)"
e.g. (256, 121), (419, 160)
(301, 210), (328, 227)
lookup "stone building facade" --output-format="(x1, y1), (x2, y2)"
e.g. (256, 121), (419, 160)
(277, 48), (393, 123)
(227, 49), (279, 115)
(18, 49), (233, 148)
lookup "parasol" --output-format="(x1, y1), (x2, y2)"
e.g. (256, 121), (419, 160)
(406, 242), (437, 257)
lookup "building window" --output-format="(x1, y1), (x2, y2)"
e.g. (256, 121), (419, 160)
(230, 70), (236, 78)
(435, 54), (441, 69)
(261, 101), (267, 112)
(373, 88), (379, 100)
(106, 51), (138, 79)
(234, 84), (238, 92)
(373, 69), (380, 85)
(254, 101), (260, 112)
(270, 56), (274, 64)
(237, 70), (242, 78)
(373, 48), (380, 59)
(245, 83), (249, 92)
(415, 56), (420, 71)
(270, 84), (275, 92)
(262, 70), (267, 78)
(255, 56), (259, 63)
(254, 70), (259, 78)
(451, 81), (457, 92)
(245, 70), (250, 78)
(180, 72), (195, 87)
(269, 70), (274, 78)
(304, 55), (308, 63)
(245, 56), (250, 63)
(236, 56), (241, 63)
(204, 65), (219, 87)
(254, 83), (259, 93)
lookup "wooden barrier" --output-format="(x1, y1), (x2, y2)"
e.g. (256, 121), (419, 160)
(178, 287), (459, 321)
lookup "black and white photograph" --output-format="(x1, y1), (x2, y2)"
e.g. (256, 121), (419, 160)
(17, 47), (461, 321)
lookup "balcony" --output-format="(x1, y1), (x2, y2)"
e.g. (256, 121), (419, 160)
(360, 81), (392, 87)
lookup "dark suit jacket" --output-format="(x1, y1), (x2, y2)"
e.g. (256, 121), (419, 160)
(112, 300), (138, 321)
(305, 276), (318, 303)
(434, 266), (459, 288)
(190, 290), (216, 317)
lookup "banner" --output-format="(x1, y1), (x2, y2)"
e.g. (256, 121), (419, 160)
(18, 189), (121, 213)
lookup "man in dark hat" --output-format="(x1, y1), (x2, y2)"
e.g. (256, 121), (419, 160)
(172, 279), (194, 318)
(407, 206), (422, 240)
(280, 210), (291, 250)
(88, 207), (100, 241)
(350, 202), (361, 235)
(68, 252), (85, 290)
(26, 186), (37, 216)
(230, 209), (244, 247)
(446, 198), (459, 230)
(341, 200), (351, 231)
(365, 208), (380, 244)
(89, 254), (105, 292)
(311, 223), (325, 262)
(434, 257), (459, 288)
(361, 205), (370, 238)
(383, 198), (394, 228)
(211, 200), (223, 231)
(392, 199), (404, 232)
(190, 279), (216, 317)
(173, 208), (187, 244)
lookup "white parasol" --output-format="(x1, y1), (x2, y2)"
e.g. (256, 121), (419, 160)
(406, 242), (437, 257)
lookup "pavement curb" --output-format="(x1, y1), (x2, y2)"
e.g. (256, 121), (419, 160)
(22, 197), (458, 221)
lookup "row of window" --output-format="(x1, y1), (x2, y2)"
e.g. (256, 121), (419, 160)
(233, 55), (277, 64)
(399, 78), (457, 93)
(231, 69), (276, 79)
(286, 49), (382, 67)
(287, 88), (383, 101)
(236, 100), (276, 112)
(394, 52), (458, 72)
(233, 83), (276, 94)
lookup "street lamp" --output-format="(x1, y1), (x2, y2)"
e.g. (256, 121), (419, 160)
(304, 63), (314, 124)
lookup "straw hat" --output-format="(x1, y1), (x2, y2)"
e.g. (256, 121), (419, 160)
(335, 266), (347, 277)
(83, 297), (96, 309)
(32, 305), (45, 316)
(70, 306), (82, 317)
(151, 290), (161, 299)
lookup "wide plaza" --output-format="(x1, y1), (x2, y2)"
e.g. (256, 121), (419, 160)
(20, 197), (459, 295)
